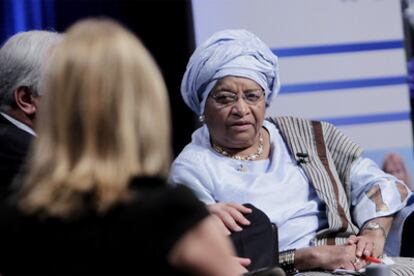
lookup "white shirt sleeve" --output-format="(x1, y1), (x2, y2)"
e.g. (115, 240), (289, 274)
(350, 156), (412, 227)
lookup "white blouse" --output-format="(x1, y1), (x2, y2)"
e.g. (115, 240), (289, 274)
(169, 120), (411, 251)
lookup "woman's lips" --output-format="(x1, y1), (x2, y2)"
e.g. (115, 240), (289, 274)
(229, 122), (252, 132)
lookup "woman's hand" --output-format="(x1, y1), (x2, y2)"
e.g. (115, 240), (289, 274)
(295, 244), (367, 272)
(207, 202), (252, 234)
(347, 217), (392, 261)
(347, 231), (385, 260)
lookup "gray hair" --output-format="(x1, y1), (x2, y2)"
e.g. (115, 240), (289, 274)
(0, 30), (63, 109)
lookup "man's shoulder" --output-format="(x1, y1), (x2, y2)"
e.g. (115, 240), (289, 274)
(0, 120), (32, 152)
(0, 115), (32, 141)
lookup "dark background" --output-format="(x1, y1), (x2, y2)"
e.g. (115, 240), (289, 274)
(53, 0), (197, 157)
(2, 0), (414, 156)
(0, 0), (197, 157)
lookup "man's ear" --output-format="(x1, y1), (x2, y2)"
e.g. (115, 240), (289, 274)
(14, 86), (37, 116)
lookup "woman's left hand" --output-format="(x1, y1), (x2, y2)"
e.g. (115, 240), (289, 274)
(347, 231), (385, 260)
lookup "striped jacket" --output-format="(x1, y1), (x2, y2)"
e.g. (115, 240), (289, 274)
(270, 116), (364, 246)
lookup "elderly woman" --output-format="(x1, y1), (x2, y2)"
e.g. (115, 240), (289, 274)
(169, 29), (414, 275)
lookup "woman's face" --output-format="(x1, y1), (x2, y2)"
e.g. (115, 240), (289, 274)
(204, 76), (266, 149)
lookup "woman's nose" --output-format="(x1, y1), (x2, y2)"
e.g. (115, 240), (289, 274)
(231, 97), (249, 116)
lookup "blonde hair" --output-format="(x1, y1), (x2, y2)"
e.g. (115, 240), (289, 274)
(19, 18), (171, 218)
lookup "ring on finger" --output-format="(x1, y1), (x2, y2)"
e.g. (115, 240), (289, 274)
(351, 257), (361, 265)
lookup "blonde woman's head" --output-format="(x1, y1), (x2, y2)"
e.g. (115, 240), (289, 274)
(20, 18), (171, 217)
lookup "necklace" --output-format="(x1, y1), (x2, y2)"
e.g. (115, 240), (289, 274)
(212, 132), (264, 161)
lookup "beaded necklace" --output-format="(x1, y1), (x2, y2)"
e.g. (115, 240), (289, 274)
(212, 132), (264, 161)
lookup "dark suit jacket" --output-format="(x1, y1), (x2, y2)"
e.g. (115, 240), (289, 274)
(0, 114), (33, 199)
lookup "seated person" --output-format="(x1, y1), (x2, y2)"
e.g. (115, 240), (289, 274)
(0, 19), (246, 276)
(169, 29), (414, 275)
(0, 30), (62, 198)
(383, 152), (412, 191)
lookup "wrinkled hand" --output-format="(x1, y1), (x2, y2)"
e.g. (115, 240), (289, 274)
(298, 244), (367, 271)
(347, 230), (385, 260)
(207, 203), (252, 235)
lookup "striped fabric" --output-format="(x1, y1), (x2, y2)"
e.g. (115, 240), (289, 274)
(296, 257), (414, 275)
(270, 117), (414, 275)
(294, 257), (414, 276)
(269, 116), (363, 245)
(389, 257), (414, 275)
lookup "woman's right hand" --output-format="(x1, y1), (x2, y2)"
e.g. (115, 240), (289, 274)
(295, 244), (367, 272)
(207, 202), (252, 234)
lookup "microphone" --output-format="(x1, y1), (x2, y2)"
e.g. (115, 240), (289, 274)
(296, 152), (309, 164)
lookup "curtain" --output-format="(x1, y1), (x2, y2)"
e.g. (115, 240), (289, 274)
(0, 0), (55, 44)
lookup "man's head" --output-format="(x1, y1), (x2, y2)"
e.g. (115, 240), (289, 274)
(0, 30), (63, 128)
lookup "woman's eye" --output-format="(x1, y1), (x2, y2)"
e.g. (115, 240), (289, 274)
(246, 94), (260, 101)
(214, 93), (236, 103)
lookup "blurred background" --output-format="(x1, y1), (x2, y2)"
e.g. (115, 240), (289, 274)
(1, 0), (414, 182)
(0, 0), (196, 158)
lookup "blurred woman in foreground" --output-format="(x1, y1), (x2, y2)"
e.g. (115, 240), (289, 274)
(0, 18), (245, 276)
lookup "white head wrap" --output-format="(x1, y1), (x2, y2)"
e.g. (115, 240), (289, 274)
(181, 29), (280, 115)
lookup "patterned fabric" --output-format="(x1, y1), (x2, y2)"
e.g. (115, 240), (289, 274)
(297, 257), (414, 275)
(272, 117), (414, 274)
(271, 116), (363, 245)
(390, 257), (414, 275)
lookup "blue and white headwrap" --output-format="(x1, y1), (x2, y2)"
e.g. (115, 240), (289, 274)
(181, 29), (280, 116)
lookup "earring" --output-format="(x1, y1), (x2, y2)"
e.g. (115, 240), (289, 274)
(199, 115), (205, 123)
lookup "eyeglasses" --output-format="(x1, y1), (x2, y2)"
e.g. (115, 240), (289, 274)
(210, 89), (265, 106)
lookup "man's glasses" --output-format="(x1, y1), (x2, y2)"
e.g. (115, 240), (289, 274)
(210, 89), (265, 106)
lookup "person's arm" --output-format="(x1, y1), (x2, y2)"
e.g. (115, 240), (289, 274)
(350, 157), (411, 226)
(348, 157), (412, 259)
(168, 215), (248, 276)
